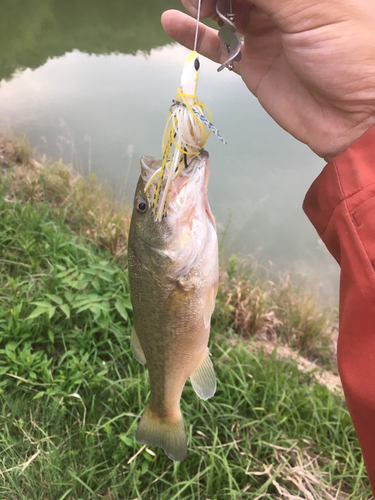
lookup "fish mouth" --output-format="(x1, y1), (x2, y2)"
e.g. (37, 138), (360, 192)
(140, 151), (209, 214)
(140, 156), (160, 178)
(140, 151), (207, 181)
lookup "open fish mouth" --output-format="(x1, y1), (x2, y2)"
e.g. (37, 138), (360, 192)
(140, 152), (204, 183)
(140, 155), (161, 179)
(140, 150), (209, 218)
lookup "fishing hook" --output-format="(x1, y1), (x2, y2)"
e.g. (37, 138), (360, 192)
(216, 0), (242, 72)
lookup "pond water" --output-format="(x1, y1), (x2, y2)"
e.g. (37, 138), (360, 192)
(0, 0), (339, 299)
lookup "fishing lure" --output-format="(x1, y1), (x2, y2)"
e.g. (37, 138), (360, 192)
(144, 50), (226, 221)
(144, 0), (243, 221)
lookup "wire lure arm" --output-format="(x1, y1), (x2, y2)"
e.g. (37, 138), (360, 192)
(216, 0), (242, 72)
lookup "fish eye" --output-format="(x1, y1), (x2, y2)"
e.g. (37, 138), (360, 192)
(194, 58), (200, 71)
(135, 197), (147, 214)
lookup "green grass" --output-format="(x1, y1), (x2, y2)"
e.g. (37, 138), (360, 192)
(1, 347), (369, 499)
(1, 133), (130, 258)
(0, 137), (372, 499)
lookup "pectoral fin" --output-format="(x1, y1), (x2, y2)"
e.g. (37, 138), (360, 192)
(131, 326), (146, 365)
(190, 349), (216, 400)
(203, 284), (218, 329)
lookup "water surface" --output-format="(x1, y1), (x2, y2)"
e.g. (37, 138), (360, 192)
(0, 0), (339, 298)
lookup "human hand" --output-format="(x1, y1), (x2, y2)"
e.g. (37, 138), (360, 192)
(162, 0), (375, 161)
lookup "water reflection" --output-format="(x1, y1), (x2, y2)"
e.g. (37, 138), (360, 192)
(0, 3), (339, 299)
(0, 0), (179, 81)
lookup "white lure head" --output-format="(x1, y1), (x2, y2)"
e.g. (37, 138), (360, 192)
(180, 51), (200, 104)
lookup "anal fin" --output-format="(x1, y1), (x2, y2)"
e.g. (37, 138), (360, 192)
(190, 348), (216, 400)
(131, 326), (146, 364)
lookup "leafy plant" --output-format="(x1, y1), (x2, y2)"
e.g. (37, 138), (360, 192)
(0, 190), (132, 394)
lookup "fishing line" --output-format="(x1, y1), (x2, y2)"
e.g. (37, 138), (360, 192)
(143, 0), (226, 221)
(193, 0), (202, 52)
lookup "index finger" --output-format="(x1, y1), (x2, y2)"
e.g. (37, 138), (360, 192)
(162, 10), (236, 70)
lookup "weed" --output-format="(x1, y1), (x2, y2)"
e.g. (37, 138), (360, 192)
(0, 133), (33, 166)
(0, 139), (130, 259)
(214, 256), (337, 369)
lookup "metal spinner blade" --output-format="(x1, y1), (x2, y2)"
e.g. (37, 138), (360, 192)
(216, 0), (242, 72)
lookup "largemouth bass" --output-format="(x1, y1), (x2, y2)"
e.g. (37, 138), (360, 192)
(128, 150), (219, 461)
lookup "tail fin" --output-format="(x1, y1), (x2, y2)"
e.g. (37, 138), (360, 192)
(136, 406), (187, 461)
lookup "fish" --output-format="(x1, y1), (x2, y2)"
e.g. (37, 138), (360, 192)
(128, 149), (219, 461)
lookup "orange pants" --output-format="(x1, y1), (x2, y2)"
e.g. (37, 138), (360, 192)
(304, 124), (375, 493)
